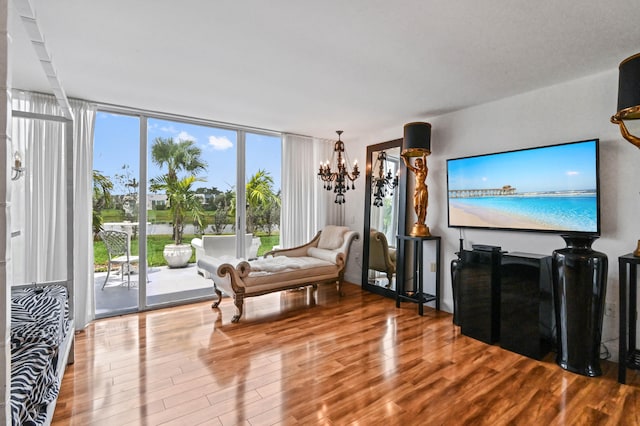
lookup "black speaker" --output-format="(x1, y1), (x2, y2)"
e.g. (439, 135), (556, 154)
(458, 249), (501, 344)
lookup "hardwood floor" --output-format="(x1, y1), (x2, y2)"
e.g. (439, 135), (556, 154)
(53, 283), (640, 425)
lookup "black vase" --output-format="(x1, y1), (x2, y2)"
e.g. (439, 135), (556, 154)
(552, 234), (608, 377)
(451, 257), (461, 325)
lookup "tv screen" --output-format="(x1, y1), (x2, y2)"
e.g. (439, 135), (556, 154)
(446, 139), (600, 235)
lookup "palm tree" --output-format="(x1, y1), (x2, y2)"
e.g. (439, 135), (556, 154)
(151, 137), (207, 181)
(247, 169), (278, 207)
(150, 137), (207, 243)
(92, 170), (113, 237)
(150, 175), (205, 245)
(245, 170), (280, 233)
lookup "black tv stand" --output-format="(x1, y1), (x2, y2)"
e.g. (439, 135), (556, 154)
(452, 247), (554, 359)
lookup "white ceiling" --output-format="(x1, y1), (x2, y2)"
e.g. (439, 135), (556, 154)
(10, 0), (640, 141)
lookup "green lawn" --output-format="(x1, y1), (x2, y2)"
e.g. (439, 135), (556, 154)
(94, 233), (280, 271)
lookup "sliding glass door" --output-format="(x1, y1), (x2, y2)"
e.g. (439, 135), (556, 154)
(93, 112), (141, 317)
(93, 110), (281, 316)
(145, 118), (240, 306)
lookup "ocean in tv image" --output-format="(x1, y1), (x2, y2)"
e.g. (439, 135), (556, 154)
(447, 140), (599, 233)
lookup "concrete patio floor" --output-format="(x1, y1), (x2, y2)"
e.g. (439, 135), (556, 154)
(94, 263), (216, 318)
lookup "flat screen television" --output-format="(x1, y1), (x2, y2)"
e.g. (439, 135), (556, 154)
(446, 139), (600, 235)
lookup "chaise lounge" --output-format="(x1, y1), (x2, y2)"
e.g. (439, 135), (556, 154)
(197, 225), (358, 322)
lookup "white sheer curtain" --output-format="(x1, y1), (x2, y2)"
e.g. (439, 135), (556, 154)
(12, 94), (67, 281)
(11, 90), (96, 329)
(281, 134), (334, 248)
(70, 99), (96, 329)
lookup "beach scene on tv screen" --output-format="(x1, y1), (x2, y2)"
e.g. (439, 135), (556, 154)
(447, 141), (598, 233)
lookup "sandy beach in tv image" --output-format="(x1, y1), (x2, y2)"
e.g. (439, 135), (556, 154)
(448, 195), (597, 231)
(447, 141), (599, 232)
(449, 203), (538, 228)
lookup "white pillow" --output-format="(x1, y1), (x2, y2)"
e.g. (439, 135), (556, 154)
(317, 225), (348, 249)
(307, 247), (339, 264)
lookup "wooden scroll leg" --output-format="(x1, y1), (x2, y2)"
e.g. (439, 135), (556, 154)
(211, 284), (223, 309)
(336, 280), (344, 297)
(231, 294), (244, 323)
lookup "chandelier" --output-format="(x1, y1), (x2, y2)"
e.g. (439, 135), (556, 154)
(318, 130), (360, 204)
(371, 151), (398, 207)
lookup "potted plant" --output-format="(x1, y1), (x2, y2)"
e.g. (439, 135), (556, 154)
(150, 137), (207, 268)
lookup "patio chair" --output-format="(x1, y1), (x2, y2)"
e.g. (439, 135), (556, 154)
(99, 229), (140, 290)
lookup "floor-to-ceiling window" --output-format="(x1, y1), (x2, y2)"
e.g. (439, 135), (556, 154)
(93, 112), (141, 317)
(245, 132), (282, 253)
(93, 109), (281, 317)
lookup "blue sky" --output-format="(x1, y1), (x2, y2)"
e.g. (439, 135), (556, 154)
(93, 112), (282, 194)
(447, 140), (598, 193)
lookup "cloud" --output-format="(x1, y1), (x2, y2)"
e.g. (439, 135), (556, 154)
(177, 131), (196, 142)
(160, 125), (178, 134)
(208, 135), (233, 150)
(566, 171), (579, 176)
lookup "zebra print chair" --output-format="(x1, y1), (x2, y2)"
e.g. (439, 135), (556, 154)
(99, 229), (140, 289)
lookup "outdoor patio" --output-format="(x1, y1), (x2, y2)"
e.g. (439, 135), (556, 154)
(94, 263), (216, 318)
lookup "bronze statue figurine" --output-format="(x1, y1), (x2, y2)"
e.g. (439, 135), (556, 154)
(402, 151), (430, 236)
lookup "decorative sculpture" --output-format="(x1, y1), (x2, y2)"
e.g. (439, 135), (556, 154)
(611, 52), (640, 255)
(401, 152), (430, 236)
(401, 122), (432, 237)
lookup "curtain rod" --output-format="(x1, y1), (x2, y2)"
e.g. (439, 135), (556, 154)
(12, 110), (72, 123)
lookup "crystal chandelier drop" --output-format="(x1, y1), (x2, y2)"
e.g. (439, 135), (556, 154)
(371, 151), (398, 207)
(318, 130), (360, 204)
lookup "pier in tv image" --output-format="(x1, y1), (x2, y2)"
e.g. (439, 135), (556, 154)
(446, 139), (600, 234)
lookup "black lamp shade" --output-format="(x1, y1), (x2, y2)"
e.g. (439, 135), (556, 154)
(403, 122), (432, 157)
(617, 53), (640, 120)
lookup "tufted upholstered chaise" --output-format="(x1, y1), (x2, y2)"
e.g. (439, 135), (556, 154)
(197, 225), (358, 322)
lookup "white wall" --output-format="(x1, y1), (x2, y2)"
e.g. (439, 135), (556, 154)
(345, 68), (636, 359)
